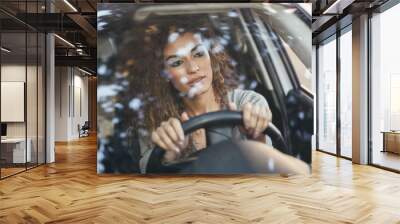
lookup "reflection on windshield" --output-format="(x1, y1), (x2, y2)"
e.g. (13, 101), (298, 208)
(97, 3), (311, 174)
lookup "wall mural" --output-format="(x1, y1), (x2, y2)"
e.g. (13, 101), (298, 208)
(97, 3), (313, 175)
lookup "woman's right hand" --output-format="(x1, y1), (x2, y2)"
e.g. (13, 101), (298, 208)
(151, 112), (190, 163)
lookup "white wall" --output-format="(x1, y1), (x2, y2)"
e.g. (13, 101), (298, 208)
(72, 73), (89, 138)
(55, 67), (69, 141)
(55, 67), (89, 141)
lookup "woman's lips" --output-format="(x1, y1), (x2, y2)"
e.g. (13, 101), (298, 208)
(187, 76), (206, 98)
(187, 76), (205, 86)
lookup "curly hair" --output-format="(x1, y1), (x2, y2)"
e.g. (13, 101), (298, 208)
(118, 15), (238, 136)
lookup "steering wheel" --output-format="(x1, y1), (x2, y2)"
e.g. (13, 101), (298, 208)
(146, 110), (290, 173)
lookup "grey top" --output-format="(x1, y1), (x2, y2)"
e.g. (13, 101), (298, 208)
(138, 89), (270, 173)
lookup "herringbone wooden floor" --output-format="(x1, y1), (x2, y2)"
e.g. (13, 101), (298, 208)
(1, 135), (400, 224)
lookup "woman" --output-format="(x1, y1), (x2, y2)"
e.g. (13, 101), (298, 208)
(137, 18), (308, 174)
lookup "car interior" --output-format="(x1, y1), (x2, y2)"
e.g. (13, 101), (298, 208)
(99, 5), (312, 173)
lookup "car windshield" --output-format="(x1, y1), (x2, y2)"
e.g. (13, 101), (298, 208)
(97, 3), (311, 173)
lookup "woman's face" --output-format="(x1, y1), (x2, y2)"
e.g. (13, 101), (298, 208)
(163, 32), (213, 98)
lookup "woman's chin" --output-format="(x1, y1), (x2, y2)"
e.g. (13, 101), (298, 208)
(186, 85), (211, 99)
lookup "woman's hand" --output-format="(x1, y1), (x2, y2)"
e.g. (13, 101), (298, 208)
(229, 102), (272, 140)
(151, 113), (190, 163)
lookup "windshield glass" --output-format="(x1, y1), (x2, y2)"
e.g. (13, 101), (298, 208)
(97, 3), (311, 174)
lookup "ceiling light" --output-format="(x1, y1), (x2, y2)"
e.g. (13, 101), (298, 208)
(54, 34), (75, 48)
(1, 47), (11, 53)
(63, 0), (78, 12)
(78, 67), (92, 76)
(323, 0), (355, 15)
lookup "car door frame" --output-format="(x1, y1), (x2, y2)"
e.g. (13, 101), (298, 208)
(241, 7), (314, 162)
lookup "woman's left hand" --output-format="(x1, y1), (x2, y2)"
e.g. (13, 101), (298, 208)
(229, 102), (272, 139)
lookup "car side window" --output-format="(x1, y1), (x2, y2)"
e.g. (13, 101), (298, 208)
(253, 5), (312, 96)
(206, 10), (273, 92)
(251, 10), (294, 96)
(280, 37), (312, 93)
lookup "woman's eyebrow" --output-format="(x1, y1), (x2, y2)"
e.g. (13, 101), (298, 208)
(165, 44), (202, 61)
(190, 44), (202, 52)
(165, 55), (178, 61)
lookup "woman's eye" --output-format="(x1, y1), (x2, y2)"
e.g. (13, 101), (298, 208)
(193, 51), (205, 58)
(169, 60), (183, 67)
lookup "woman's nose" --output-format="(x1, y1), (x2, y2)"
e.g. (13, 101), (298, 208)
(186, 60), (200, 74)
